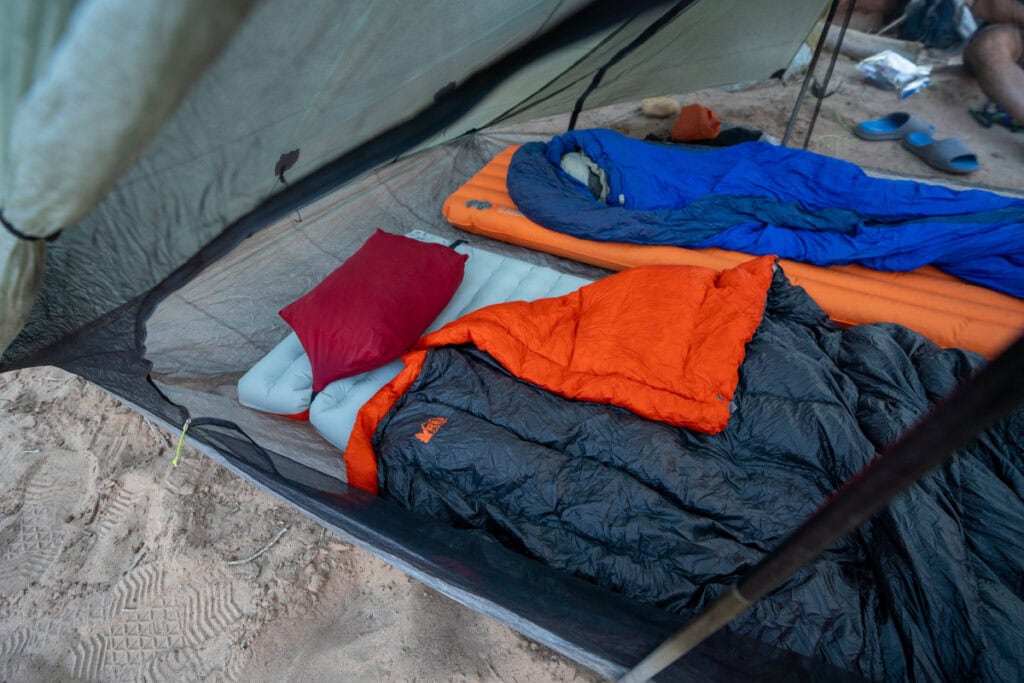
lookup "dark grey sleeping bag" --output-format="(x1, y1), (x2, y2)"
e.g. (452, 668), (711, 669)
(373, 271), (1024, 681)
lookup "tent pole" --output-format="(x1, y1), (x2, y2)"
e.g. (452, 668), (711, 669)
(619, 331), (1024, 682)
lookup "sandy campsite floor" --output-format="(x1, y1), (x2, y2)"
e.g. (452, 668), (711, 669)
(0, 367), (598, 682)
(1, 48), (1021, 681)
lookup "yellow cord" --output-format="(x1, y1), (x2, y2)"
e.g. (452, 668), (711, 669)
(173, 418), (192, 467)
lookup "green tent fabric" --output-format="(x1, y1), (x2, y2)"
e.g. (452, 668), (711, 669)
(1, 0), (826, 363)
(0, 0), (254, 348)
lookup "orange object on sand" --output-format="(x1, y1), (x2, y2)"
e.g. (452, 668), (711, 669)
(442, 145), (1024, 359)
(344, 257), (776, 494)
(671, 103), (721, 141)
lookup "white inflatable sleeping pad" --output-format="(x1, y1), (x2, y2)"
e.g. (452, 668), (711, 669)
(237, 331), (312, 417)
(237, 230), (593, 451)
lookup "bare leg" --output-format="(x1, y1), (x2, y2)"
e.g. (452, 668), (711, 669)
(964, 25), (1024, 124)
(969, 0), (1024, 26)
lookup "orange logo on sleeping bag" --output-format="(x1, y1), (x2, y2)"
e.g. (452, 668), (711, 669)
(415, 417), (447, 443)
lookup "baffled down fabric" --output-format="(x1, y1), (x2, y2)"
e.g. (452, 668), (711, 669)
(506, 128), (1024, 297)
(344, 256), (775, 493)
(368, 269), (1024, 681)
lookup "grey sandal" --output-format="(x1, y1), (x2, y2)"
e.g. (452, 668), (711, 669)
(855, 112), (935, 141)
(901, 133), (980, 174)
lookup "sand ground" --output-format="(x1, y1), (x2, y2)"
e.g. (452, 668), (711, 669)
(1, 48), (1021, 681)
(0, 367), (600, 682)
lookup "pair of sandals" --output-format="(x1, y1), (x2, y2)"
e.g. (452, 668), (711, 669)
(854, 112), (979, 175)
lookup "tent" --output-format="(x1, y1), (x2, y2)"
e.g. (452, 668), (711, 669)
(3, 1), (1020, 679)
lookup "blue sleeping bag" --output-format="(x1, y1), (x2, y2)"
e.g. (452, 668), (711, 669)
(506, 129), (1024, 297)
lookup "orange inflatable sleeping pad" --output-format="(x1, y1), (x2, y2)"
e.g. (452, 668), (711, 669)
(442, 146), (1024, 359)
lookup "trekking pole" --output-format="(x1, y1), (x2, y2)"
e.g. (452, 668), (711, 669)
(782, 0), (841, 147)
(801, 0), (857, 149)
(619, 331), (1024, 683)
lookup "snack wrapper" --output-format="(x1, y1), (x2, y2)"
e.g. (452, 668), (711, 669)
(857, 50), (932, 98)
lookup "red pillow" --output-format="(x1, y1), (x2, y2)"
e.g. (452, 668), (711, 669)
(280, 229), (467, 392)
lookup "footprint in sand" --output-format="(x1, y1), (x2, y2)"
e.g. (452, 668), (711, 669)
(68, 564), (247, 681)
(0, 450), (93, 595)
(80, 473), (159, 585)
